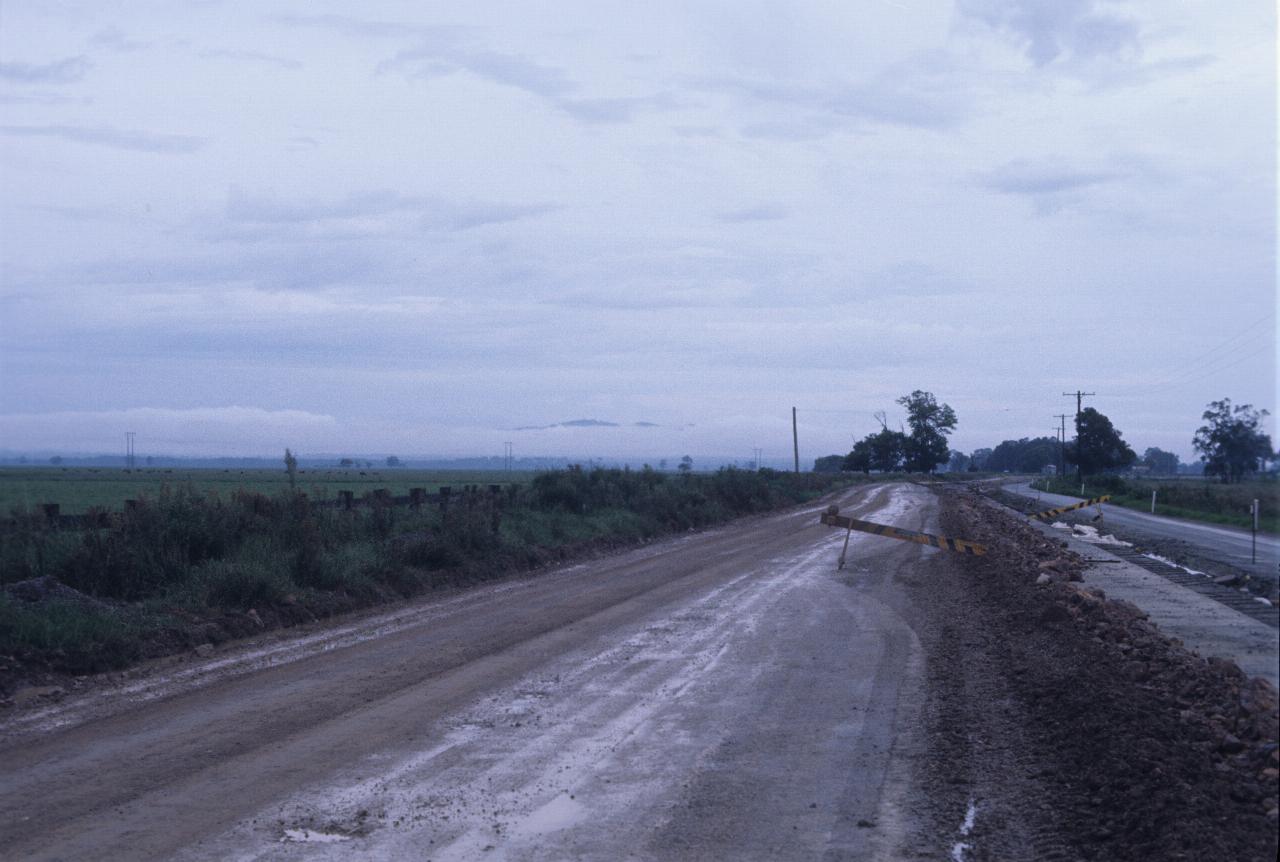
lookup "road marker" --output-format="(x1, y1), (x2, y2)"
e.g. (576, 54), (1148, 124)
(820, 506), (987, 559)
(1029, 496), (1111, 522)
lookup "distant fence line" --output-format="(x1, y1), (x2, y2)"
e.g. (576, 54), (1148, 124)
(10, 484), (515, 530)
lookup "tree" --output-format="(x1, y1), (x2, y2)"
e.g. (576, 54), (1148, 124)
(284, 448), (298, 488)
(946, 450), (970, 472)
(988, 437), (1059, 473)
(678, 455), (693, 474)
(1193, 399), (1273, 483)
(968, 448), (993, 471)
(339, 458), (354, 468)
(385, 455), (402, 467)
(897, 390), (957, 473)
(1140, 447), (1180, 475)
(813, 454), (846, 473)
(1065, 408), (1135, 478)
(843, 438), (874, 474)
(866, 428), (907, 472)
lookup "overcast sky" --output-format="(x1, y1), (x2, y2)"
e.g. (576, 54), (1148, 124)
(0, 1), (1274, 464)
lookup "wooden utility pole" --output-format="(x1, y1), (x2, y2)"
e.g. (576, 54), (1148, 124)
(1062, 391), (1095, 483)
(792, 407), (800, 473)
(1054, 413), (1069, 479)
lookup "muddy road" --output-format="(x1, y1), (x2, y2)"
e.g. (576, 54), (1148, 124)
(1, 483), (936, 860)
(2, 482), (1276, 861)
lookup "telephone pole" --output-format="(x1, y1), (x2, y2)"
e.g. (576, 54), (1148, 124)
(1061, 391), (1095, 483)
(792, 407), (800, 473)
(125, 431), (136, 470)
(1053, 414), (1069, 479)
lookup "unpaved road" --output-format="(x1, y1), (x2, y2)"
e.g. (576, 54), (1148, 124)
(0, 483), (942, 861)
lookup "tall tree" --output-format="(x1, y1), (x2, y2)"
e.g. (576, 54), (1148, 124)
(1065, 408), (1135, 477)
(897, 390), (957, 473)
(867, 428), (907, 472)
(1140, 447), (1180, 475)
(843, 438), (874, 474)
(1193, 399), (1273, 483)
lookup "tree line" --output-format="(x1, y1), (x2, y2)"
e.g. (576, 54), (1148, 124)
(815, 396), (1274, 484)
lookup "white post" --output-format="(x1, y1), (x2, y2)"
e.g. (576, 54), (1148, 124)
(1151, 490), (1157, 514)
(1253, 499), (1259, 564)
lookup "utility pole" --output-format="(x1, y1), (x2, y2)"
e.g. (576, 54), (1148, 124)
(752, 447), (762, 471)
(792, 406), (800, 474)
(1061, 391), (1095, 484)
(503, 442), (513, 472)
(125, 431), (136, 470)
(1053, 414), (1069, 480)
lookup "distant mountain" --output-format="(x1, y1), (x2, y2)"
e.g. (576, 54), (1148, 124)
(513, 418), (658, 431)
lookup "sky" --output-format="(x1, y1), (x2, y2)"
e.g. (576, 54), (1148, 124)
(0, 1), (1275, 465)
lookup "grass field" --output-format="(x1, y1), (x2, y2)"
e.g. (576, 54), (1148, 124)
(0, 467), (537, 515)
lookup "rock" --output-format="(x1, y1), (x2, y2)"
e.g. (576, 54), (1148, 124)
(194, 643), (215, 658)
(1039, 604), (1071, 624)
(1219, 733), (1245, 754)
(1036, 573), (1052, 585)
(12, 685), (64, 706)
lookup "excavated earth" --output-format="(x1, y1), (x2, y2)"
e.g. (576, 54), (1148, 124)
(906, 487), (1279, 861)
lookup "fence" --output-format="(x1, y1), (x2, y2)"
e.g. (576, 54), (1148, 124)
(11, 484), (516, 530)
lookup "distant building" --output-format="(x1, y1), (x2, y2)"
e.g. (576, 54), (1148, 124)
(1040, 464), (1057, 476)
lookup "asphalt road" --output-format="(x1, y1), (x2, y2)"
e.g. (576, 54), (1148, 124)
(0, 483), (944, 861)
(1006, 481), (1279, 582)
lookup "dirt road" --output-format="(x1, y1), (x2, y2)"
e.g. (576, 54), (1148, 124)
(5, 481), (1276, 861)
(0, 483), (941, 860)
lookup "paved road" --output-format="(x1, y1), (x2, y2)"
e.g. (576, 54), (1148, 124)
(1006, 482), (1278, 582)
(0, 483), (943, 861)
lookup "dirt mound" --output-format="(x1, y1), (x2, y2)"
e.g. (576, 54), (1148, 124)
(910, 489), (1278, 861)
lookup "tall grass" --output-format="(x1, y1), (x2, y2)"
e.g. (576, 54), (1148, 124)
(1, 467), (857, 674)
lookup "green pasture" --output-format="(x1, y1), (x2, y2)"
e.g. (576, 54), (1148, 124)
(0, 467), (537, 515)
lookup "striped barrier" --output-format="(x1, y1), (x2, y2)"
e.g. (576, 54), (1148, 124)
(820, 508), (987, 559)
(1029, 495), (1111, 522)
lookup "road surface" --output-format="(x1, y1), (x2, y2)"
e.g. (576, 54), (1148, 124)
(0, 483), (943, 861)
(1006, 481), (1278, 582)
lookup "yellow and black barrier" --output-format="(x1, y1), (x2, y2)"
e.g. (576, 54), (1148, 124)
(820, 510), (987, 557)
(1029, 495), (1110, 522)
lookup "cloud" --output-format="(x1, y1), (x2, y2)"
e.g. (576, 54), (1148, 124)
(275, 13), (473, 43)
(979, 159), (1123, 195)
(696, 53), (973, 137)
(955, 0), (1140, 66)
(0, 124), (207, 153)
(715, 204), (788, 223)
(0, 55), (91, 84)
(285, 14), (670, 125)
(91, 28), (148, 53)
(221, 188), (557, 237)
(199, 48), (302, 70)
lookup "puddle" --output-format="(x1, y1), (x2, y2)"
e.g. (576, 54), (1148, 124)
(281, 828), (352, 844)
(510, 793), (586, 838)
(1051, 522), (1131, 547)
(949, 799), (978, 861)
(1142, 553), (1207, 577)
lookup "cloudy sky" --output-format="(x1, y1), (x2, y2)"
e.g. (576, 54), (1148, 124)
(0, 1), (1274, 463)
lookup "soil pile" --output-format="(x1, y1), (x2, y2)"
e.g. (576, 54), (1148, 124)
(912, 488), (1278, 861)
